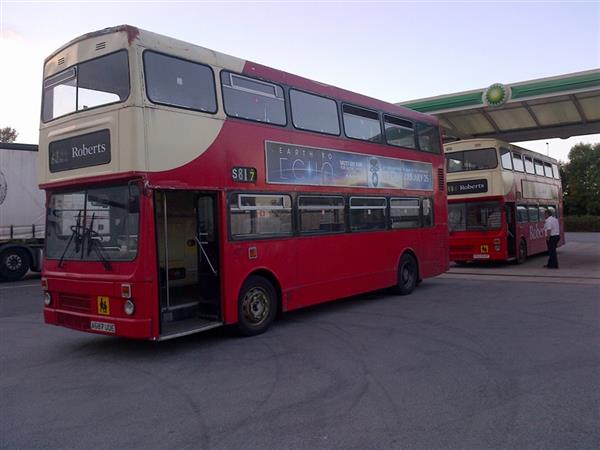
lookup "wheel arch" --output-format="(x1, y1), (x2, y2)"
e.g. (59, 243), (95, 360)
(397, 248), (420, 281)
(240, 268), (283, 315)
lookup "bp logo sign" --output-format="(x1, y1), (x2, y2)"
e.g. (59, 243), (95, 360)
(483, 83), (511, 107)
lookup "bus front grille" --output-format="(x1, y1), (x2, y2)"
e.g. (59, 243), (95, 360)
(59, 294), (91, 313)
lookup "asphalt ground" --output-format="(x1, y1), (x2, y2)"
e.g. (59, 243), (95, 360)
(1, 233), (599, 449)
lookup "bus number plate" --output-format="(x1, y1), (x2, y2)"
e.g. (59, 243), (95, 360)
(90, 321), (116, 333)
(232, 167), (257, 183)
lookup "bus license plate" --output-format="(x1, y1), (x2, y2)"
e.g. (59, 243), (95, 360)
(90, 321), (116, 333)
(473, 254), (490, 259)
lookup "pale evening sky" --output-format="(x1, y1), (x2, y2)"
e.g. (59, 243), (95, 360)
(0, 0), (598, 162)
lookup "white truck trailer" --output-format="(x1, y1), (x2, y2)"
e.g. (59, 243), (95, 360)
(0, 143), (45, 281)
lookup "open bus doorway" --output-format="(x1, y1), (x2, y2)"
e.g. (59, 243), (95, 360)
(155, 190), (221, 339)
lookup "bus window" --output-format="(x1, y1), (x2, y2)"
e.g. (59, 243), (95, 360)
(384, 115), (416, 149)
(517, 205), (528, 223)
(528, 205), (539, 222)
(416, 122), (441, 153)
(500, 148), (513, 170)
(552, 163), (560, 179)
(512, 153), (525, 172)
(422, 198), (434, 227)
(539, 205), (547, 218)
(343, 105), (381, 142)
(548, 205), (558, 218)
(144, 51), (217, 113)
(534, 159), (545, 176)
(524, 156), (535, 174)
(448, 201), (501, 231)
(446, 148), (497, 173)
(229, 193), (292, 238)
(290, 90), (339, 135)
(43, 51), (130, 122)
(544, 162), (553, 178)
(298, 196), (345, 234)
(221, 71), (286, 125)
(349, 197), (386, 231)
(390, 198), (420, 229)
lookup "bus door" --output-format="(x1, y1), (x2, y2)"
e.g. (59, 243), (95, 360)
(155, 190), (221, 339)
(505, 203), (516, 258)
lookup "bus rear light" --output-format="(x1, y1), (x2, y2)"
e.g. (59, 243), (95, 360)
(41, 277), (48, 290)
(44, 292), (52, 306)
(493, 238), (501, 251)
(124, 299), (135, 316)
(121, 284), (131, 299)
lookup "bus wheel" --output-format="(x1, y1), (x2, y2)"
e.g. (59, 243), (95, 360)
(237, 275), (277, 336)
(0, 247), (31, 282)
(397, 254), (418, 295)
(517, 239), (527, 264)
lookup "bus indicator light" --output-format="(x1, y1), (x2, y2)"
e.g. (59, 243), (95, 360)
(121, 284), (131, 299)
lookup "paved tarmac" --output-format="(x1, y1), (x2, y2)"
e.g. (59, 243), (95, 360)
(1, 233), (599, 449)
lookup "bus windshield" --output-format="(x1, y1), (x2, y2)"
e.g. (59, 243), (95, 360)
(446, 148), (498, 173)
(448, 201), (502, 232)
(42, 51), (129, 122)
(46, 184), (140, 263)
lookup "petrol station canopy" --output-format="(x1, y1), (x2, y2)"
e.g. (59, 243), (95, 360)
(398, 69), (600, 143)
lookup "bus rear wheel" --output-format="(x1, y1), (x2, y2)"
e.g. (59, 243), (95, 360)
(517, 239), (527, 264)
(237, 275), (277, 336)
(397, 254), (418, 295)
(0, 247), (31, 282)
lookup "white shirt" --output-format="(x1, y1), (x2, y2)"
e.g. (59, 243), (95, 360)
(544, 215), (560, 236)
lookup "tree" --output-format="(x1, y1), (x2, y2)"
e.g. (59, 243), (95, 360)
(0, 127), (18, 143)
(562, 143), (600, 216)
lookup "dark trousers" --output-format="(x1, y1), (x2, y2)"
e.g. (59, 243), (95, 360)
(546, 235), (560, 268)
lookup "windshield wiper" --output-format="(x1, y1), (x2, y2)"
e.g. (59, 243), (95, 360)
(85, 212), (112, 271)
(58, 211), (84, 268)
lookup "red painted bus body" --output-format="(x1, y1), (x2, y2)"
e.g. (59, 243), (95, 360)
(39, 26), (448, 340)
(445, 139), (564, 264)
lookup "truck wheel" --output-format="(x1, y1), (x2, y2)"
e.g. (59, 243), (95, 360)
(397, 253), (418, 295)
(237, 275), (277, 336)
(0, 247), (31, 281)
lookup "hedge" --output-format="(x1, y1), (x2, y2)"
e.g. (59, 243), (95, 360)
(563, 215), (600, 232)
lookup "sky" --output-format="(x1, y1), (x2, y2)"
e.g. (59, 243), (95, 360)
(0, 0), (598, 162)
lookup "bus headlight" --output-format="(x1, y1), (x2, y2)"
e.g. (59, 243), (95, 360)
(44, 292), (52, 306)
(124, 299), (135, 316)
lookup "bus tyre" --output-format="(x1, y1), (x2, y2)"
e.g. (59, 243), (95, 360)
(237, 276), (277, 336)
(397, 254), (418, 295)
(517, 239), (527, 264)
(0, 247), (31, 282)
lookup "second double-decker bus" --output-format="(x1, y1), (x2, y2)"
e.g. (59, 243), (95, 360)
(445, 138), (564, 264)
(40, 25), (448, 340)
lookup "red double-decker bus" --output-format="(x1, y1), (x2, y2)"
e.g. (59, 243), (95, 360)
(40, 25), (448, 340)
(445, 139), (564, 264)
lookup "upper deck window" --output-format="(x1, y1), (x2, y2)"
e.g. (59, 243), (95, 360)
(343, 105), (382, 142)
(144, 51), (217, 113)
(446, 148), (498, 173)
(416, 122), (441, 153)
(552, 163), (560, 179)
(384, 115), (416, 149)
(512, 153), (525, 172)
(290, 90), (339, 135)
(221, 71), (286, 125)
(524, 156), (535, 174)
(534, 159), (545, 176)
(42, 50), (129, 122)
(544, 162), (553, 178)
(500, 148), (513, 170)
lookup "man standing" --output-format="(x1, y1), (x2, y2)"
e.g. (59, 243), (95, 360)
(543, 209), (560, 269)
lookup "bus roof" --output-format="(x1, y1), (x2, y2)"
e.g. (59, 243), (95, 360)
(444, 138), (559, 164)
(44, 25), (438, 127)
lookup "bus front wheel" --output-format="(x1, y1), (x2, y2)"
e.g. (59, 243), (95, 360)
(237, 275), (277, 336)
(397, 254), (418, 295)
